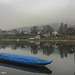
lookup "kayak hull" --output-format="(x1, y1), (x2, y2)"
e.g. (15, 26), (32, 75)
(0, 53), (52, 65)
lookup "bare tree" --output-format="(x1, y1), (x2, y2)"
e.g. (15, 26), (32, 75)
(30, 26), (38, 36)
(67, 27), (75, 35)
(64, 24), (68, 35)
(58, 23), (64, 35)
(43, 25), (54, 37)
(67, 27), (75, 39)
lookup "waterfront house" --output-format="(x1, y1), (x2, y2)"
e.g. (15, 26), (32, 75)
(52, 31), (60, 37)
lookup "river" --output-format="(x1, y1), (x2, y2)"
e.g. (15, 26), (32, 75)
(0, 41), (74, 75)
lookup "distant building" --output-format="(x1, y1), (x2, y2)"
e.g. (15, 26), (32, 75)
(52, 31), (59, 37)
(37, 30), (42, 35)
(36, 35), (40, 39)
(43, 32), (50, 37)
(21, 31), (28, 34)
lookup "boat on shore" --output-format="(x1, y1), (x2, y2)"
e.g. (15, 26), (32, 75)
(0, 53), (52, 66)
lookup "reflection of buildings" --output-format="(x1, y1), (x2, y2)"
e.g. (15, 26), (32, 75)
(35, 41), (40, 45)
(53, 44), (58, 48)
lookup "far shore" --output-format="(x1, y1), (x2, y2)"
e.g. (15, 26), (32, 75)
(0, 39), (75, 42)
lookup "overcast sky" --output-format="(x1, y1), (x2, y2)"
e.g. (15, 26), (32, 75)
(0, 0), (75, 30)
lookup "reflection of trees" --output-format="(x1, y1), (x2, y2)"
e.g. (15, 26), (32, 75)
(58, 43), (68, 58)
(0, 42), (7, 49)
(58, 42), (74, 58)
(11, 42), (29, 50)
(0, 41), (74, 58)
(12, 45), (17, 50)
(30, 42), (55, 55)
(30, 43), (38, 54)
(0, 41), (29, 50)
(40, 42), (55, 56)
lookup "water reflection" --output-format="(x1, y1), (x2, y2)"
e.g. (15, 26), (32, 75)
(30, 43), (38, 54)
(0, 41), (75, 58)
(40, 42), (54, 56)
(0, 60), (52, 74)
(57, 42), (75, 58)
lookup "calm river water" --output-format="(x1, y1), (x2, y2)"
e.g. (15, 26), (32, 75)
(0, 41), (74, 75)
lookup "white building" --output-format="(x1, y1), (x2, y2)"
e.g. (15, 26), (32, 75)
(23, 31), (28, 34)
(52, 31), (59, 36)
(43, 32), (50, 37)
(36, 35), (40, 39)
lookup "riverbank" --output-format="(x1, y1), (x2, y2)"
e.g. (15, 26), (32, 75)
(0, 39), (75, 42)
(0, 35), (75, 42)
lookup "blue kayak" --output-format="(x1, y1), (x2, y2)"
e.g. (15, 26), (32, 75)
(0, 53), (52, 65)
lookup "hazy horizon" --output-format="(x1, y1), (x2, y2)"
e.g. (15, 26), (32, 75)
(0, 0), (75, 30)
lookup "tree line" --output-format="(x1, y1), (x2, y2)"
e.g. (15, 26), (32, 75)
(30, 23), (75, 37)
